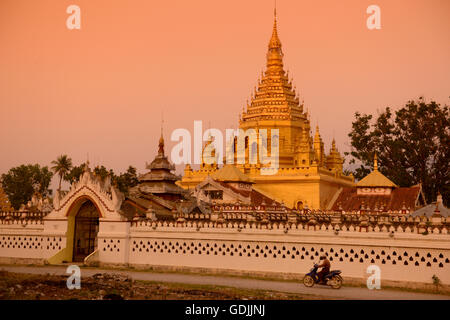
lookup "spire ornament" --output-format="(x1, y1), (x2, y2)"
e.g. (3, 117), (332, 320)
(158, 111), (165, 156)
(241, 8), (303, 123)
(158, 129), (165, 157)
(267, 4), (283, 72)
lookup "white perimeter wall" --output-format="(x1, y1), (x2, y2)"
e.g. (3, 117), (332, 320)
(2, 220), (450, 285)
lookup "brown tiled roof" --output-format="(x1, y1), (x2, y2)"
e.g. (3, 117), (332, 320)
(250, 190), (281, 206)
(216, 181), (280, 206)
(216, 180), (250, 197)
(331, 186), (421, 211)
(125, 193), (176, 212)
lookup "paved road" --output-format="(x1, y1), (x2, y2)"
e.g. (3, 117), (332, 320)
(1, 265), (449, 300)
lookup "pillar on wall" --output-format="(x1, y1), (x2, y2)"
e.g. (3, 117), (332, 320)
(97, 218), (131, 265)
(359, 214), (369, 232)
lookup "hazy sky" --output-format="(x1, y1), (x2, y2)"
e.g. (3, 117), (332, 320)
(1, 0), (449, 190)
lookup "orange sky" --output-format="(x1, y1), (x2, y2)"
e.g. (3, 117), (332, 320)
(1, 0), (449, 189)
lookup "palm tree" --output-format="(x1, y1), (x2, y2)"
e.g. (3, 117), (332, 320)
(51, 155), (73, 191)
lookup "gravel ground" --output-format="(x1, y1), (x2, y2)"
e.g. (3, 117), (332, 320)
(0, 270), (323, 300)
(1, 265), (449, 300)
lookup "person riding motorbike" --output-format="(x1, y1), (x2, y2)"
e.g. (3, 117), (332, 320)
(317, 255), (330, 283)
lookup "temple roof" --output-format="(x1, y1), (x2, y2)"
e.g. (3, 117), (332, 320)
(143, 132), (175, 173)
(136, 133), (184, 194)
(411, 194), (449, 217)
(240, 8), (304, 123)
(331, 186), (422, 212)
(217, 181), (281, 206)
(356, 154), (398, 188)
(139, 166), (178, 182)
(211, 165), (254, 183)
(356, 171), (397, 188)
(326, 139), (343, 165)
(196, 175), (280, 206)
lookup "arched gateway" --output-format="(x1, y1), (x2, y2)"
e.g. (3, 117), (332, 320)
(72, 200), (100, 262)
(43, 164), (126, 264)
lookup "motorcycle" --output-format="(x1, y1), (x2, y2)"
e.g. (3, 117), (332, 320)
(303, 264), (343, 289)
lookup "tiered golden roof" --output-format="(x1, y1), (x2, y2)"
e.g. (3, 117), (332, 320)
(241, 9), (304, 123)
(325, 139), (344, 172)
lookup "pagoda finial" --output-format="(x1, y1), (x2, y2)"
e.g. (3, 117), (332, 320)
(269, 4), (281, 50)
(157, 111), (165, 156)
(313, 124), (322, 145)
(158, 127), (165, 157)
(373, 153), (378, 171)
(273, 0), (277, 32)
(266, 4), (283, 73)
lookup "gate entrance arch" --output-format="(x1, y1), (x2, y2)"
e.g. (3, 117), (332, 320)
(72, 200), (100, 262)
(44, 165), (126, 264)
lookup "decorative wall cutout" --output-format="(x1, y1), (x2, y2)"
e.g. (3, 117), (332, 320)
(102, 239), (121, 252)
(128, 239), (448, 269)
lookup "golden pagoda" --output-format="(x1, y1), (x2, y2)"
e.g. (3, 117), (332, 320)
(180, 8), (354, 209)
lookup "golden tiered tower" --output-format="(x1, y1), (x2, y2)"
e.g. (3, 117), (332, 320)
(180, 9), (354, 209)
(239, 9), (310, 168)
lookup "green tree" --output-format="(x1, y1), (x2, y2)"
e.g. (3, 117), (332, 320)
(66, 163), (86, 184)
(66, 164), (138, 195)
(51, 155), (73, 191)
(114, 166), (139, 195)
(346, 98), (450, 206)
(93, 165), (113, 181)
(1, 164), (53, 210)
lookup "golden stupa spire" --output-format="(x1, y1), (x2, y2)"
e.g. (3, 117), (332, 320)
(240, 6), (304, 124)
(270, 3), (280, 48)
(331, 138), (336, 151)
(158, 114), (165, 156)
(300, 126), (310, 148)
(314, 124), (321, 140)
(325, 137), (343, 171)
(267, 4), (283, 72)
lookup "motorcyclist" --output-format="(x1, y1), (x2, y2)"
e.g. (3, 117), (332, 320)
(317, 255), (330, 283)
